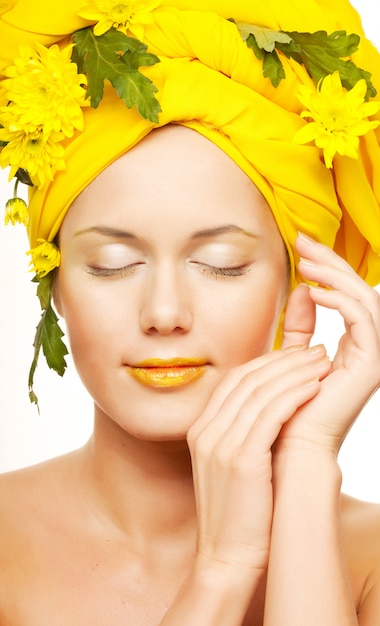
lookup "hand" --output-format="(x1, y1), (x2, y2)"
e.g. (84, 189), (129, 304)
(278, 233), (380, 455)
(187, 345), (331, 576)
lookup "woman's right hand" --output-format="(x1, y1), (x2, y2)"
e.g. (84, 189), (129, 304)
(186, 345), (331, 578)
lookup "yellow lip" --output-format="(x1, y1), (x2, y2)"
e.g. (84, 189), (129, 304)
(128, 359), (207, 388)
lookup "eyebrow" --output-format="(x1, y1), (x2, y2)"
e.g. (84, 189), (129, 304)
(74, 224), (258, 240)
(74, 225), (136, 239)
(190, 225), (258, 239)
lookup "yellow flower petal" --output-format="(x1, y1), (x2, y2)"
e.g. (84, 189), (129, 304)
(27, 239), (61, 278)
(78, 0), (160, 37)
(293, 122), (319, 145)
(1, 43), (87, 138)
(0, 127), (66, 188)
(93, 19), (114, 35)
(294, 71), (380, 168)
(4, 197), (29, 226)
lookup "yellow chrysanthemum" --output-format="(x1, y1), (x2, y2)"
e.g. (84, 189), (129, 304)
(0, 126), (66, 188)
(27, 239), (61, 278)
(2, 43), (88, 137)
(293, 71), (380, 168)
(78, 0), (160, 39)
(4, 197), (29, 226)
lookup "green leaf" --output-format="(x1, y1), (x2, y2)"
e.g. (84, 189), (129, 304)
(123, 48), (161, 69)
(234, 21), (377, 98)
(245, 33), (265, 60)
(72, 26), (161, 122)
(28, 309), (44, 408)
(262, 49), (286, 87)
(237, 23), (292, 52)
(279, 30), (376, 98)
(235, 23), (290, 87)
(285, 30), (359, 59)
(28, 281), (68, 408)
(35, 273), (54, 311)
(41, 305), (68, 376)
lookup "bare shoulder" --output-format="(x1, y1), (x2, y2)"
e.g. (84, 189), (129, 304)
(0, 450), (79, 503)
(0, 451), (92, 617)
(341, 493), (380, 617)
(0, 451), (82, 550)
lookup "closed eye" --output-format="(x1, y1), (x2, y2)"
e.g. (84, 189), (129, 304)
(191, 262), (251, 278)
(84, 263), (144, 277)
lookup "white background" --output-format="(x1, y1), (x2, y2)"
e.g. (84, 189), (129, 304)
(0, 0), (379, 502)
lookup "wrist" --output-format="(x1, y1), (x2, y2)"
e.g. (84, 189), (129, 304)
(161, 557), (260, 626)
(273, 445), (341, 470)
(273, 448), (342, 493)
(193, 553), (264, 594)
(194, 554), (265, 607)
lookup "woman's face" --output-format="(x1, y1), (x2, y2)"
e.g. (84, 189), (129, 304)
(55, 126), (289, 440)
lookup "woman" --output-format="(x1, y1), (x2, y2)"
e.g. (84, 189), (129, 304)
(0, 0), (379, 624)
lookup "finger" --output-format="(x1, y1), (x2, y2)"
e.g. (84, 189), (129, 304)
(209, 357), (330, 456)
(240, 378), (321, 455)
(188, 346), (320, 440)
(309, 286), (380, 368)
(282, 283), (316, 349)
(188, 350), (287, 438)
(296, 233), (355, 274)
(296, 234), (379, 319)
(188, 346), (329, 448)
(298, 257), (379, 316)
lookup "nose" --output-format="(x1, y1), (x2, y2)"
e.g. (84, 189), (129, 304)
(139, 264), (192, 335)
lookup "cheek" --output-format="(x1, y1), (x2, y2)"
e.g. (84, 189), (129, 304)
(57, 275), (129, 368)
(218, 300), (281, 362)
(201, 272), (288, 365)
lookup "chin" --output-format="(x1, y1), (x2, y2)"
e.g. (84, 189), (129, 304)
(127, 410), (201, 442)
(93, 396), (205, 442)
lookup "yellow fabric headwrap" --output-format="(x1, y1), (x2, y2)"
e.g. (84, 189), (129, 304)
(1, 0), (380, 287)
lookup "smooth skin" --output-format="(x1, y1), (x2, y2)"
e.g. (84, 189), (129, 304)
(0, 126), (379, 625)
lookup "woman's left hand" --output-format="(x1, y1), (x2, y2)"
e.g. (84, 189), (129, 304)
(277, 233), (380, 455)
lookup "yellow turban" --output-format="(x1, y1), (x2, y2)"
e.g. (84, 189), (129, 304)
(1, 0), (380, 287)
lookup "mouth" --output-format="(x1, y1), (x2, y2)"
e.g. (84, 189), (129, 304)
(127, 358), (208, 389)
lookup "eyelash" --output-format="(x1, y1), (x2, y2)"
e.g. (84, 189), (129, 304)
(197, 263), (251, 277)
(85, 263), (142, 277)
(85, 263), (250, 278)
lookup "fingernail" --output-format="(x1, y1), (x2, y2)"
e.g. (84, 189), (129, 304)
(308, 344), (325, 354)
(299, 256), (316, 265)
(284, 344), (307, 352)
(303, 377), (320, 386)
(298, 232), (318, 244)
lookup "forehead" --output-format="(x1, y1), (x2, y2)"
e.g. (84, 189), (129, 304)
(61, 125), (281, 239)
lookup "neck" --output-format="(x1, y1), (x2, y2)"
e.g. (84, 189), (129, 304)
(78, 408), (197, 549)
